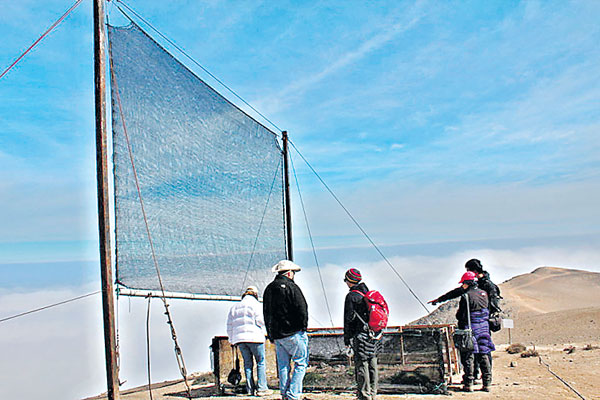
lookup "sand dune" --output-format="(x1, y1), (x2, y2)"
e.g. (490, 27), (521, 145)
(501, 266), (600, 315)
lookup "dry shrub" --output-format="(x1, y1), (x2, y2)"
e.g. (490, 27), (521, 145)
(507, 343), (526, 354)
(521, 349), (539, 358)
(192, 372), (215, 385)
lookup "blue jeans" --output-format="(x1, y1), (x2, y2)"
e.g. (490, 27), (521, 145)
(275, 331), (308, 400)
(237, 342), (268, 395)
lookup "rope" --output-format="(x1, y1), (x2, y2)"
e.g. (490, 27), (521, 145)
(290, 153), (336, 329)
(146, 296), (154, 400)
(538, 355), (586, 400)
(112, 0), (283, 135)
(291, 152), (344, 352)
(109, 39), (192, 400)
(115, 286), (121, 377)
(288, 140), (430, 314)
(240, 156), (283, 292)
(0, 0), (84, 81)
(0, 290), (100, 324)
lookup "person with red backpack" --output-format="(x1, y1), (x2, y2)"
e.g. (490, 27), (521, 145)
(343, 268), (388, 400)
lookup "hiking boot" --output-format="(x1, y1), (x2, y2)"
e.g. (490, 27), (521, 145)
(462, 384), (473, 392)
(481, 386), (490, 392)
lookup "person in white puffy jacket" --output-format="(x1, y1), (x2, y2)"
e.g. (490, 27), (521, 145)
(227, 285), (272, 396)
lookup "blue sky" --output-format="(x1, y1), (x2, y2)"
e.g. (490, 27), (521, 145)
(1, 0), (599, 266)
(1, 1), (600, 397)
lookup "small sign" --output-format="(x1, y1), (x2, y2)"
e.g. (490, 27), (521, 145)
(503, 318), (514, 329)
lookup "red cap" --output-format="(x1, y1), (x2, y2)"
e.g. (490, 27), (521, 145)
(459, 271), (477, 283)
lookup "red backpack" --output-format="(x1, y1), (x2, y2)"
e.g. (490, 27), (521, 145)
(352, 290), (389, 334)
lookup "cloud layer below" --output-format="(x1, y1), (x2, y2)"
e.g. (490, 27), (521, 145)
(1, 243), (599, 399)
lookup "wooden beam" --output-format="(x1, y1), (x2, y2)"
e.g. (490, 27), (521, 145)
(94, 0), (120, 398)
(282, 131), (293, 261)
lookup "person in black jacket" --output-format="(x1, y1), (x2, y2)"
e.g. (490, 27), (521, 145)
(263, 260), (308, 400)
(454, 272), (495, 392)
(428, 259), (500, 387)
(428, 258), (502, 314)
(343, 268), (379, 400)
(465, 259), (502, 314)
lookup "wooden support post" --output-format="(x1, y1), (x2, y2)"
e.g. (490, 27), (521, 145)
(443, 327), (453, 377)
(399, 326), (405, 365)
(282, 131), (293, 261)
(94, 0), (120, 398)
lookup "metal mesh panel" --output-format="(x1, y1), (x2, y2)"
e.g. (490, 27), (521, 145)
(108, 23), (286, 296)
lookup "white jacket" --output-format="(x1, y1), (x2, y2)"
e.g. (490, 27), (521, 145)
(227, 295), (267, 344)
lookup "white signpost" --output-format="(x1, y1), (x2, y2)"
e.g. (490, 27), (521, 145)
(503, 318), (514, 344)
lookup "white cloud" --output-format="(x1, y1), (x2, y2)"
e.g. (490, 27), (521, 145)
(297, 245), (600, 327)
(0, 285), (105, 400)
(2, 244), (599, 399)
(289, 178), (600, 249)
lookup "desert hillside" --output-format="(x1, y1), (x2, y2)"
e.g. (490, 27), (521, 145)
(412, 266), (600, 344)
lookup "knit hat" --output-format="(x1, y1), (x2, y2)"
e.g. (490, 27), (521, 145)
(465, 258), (483, 273)
(271, 260), (301, 273)
(459, 271), (478, 284)
(344, 268), (362, 284)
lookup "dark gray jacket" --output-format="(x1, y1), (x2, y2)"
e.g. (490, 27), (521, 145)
(456, 285), (489, 327)
(343, 282), (369, 346)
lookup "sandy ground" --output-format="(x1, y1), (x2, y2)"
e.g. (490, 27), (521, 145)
(87, 342), (600, 400)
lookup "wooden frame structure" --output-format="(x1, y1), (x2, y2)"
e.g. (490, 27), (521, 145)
(212, 324), (459, 395)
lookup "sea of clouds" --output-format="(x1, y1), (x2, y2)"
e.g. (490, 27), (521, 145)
(1, 243), (599, 399)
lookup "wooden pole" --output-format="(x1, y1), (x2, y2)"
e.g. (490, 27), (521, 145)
(94, 0), (120, 398)
(282, 131), (293, 261)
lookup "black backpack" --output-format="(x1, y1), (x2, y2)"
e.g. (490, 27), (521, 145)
(479, 275), (502, 314)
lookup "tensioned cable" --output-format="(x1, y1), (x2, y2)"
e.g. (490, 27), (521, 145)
(109, 40), (192, 400)
(539, 355), (586, 400)
(290, 153), (336, 329)
(0, 0), (84, 81)
(288, 139), (430, 314)
(0, 290), (100, 324)
(240, 156), (284, 293)
(112, 0), (283, 135)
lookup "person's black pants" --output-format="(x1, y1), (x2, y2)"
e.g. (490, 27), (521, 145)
(461, 350), (492, 387)
(475, 353), (492, 387)
(473, 352), (492, 381)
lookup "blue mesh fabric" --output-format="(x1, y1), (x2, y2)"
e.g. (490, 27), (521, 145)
(108, 23), (286, 296)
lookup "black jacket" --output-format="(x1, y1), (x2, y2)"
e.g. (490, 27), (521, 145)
(456, 285), (488, 328)
(434, 270), (501, 313)
(477, 271), (502, 314)
(263, 274), (308, 340)
(435, 286), (466, 304)
(343, 282), (369, 346)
